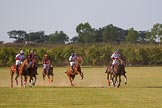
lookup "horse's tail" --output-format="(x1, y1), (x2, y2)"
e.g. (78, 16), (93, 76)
(105, 69), (108, 73)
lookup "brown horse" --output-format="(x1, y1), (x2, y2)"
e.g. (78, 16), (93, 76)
(10, 58), (38, 88)
(10, 64), (23, 88)
(65, 56), (84, 86)
(10, 59), (30, 88)
(42, 64), (54, 83)
(105, 61), (127, 88)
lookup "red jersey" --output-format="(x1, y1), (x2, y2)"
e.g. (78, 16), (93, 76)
(43, 58), (50, 64)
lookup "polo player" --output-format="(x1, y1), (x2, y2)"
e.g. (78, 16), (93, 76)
(69, 53), (77, 72)
(111, 50), (121, 71)
(15, 50), (25, 74)
(43, 54), (50, 74)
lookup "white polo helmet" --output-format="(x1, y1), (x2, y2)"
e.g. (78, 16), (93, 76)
(20, 50), (24, 54)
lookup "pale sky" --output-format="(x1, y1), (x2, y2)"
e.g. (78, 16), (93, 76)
(0, 0), (162, 43)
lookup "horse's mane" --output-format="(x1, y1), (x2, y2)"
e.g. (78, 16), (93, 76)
(19, 59), (29, 74)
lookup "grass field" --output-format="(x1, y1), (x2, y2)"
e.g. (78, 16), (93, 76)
(0, 66), (162, 108)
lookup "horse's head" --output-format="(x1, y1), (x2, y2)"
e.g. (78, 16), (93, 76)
(31, 58), (37, 68)
(18, 59), (30, 75)
(76, 56), (83, 64)
(24, 59), (30, 68)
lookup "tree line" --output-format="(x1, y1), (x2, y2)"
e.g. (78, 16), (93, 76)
(1, 44), (162, 66)
(6, 23), (162, 44)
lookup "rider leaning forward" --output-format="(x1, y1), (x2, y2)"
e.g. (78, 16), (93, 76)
(43, 54), (51, 74)
(69, 53), (77, 72)
(27, 50), (35, 66)
(15, 50), (25, 74)
(111, 50), (121, 70)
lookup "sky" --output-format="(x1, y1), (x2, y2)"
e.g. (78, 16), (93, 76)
(0, 0), (162, 43)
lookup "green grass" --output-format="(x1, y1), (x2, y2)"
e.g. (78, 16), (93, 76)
(0, 66), (162, 108)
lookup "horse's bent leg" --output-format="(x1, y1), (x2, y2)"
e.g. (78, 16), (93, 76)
(112, 75), (116, 87)
(70, 77), (74, 86)
(110, 73), (115, 86)
(107, 73), (110, 86)
(42, 72), (45, 80)
(24, 76), (27, 88)
(29, 76), (33, 87)
(33, 75), (37, 85)
(15, 74), (19, 86)
(20, 75), (23, 86)
(117, 75), (121, 88)
(123, 74), (127, 85)
(68, 75), (74, 86)
(80, 71), (84, 80)
(51, 75), (54, 82)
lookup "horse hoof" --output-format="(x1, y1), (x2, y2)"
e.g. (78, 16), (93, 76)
(71, 84), (75, 86)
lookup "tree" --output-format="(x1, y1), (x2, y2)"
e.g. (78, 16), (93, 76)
(138, 31), (146, 43)
(48, 31), (69, 44)
(145, 31), (154, 44)
(95, 28), (103, 43)
(126, 28), (139, 44)
(151, 23), (162, 45)
(70, 36), (78, 43)
(7, 30), (27, 43)
(102, 24), (120, 43)
(76, 22), (96, 44)
(26, 31), (46, 43)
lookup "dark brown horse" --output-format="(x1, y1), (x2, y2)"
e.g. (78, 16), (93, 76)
(28, 58), (38, 86)
(105, 61), (127, 88)
(65, 56), (84, 86)
(42, 64), (54, 83)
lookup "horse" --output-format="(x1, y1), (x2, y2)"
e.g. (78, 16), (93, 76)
(10, 58), (38, 88)
(42, 64), (54, 83)
(10, 59), (31, 88)
(28, 58), (38, 86)
(10, 64), (23, 88)
(105, 61), (127, 88)
(65, 56), (84, 86)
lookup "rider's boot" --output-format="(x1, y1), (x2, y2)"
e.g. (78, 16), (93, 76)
(71, 66), (74, 73)
(16, 65), (19, 74)
(111, 65), (114, 72)
(35, 66), (39, 75)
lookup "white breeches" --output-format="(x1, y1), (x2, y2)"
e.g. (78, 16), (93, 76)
(16, 60), (20, 65)
(43, 64), (49, 69)
(70, 62), (75, 66)
(112, 59), (118, 65)
(29, 61), (32, 66)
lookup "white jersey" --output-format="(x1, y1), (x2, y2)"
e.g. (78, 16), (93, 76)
(19, 54), (25, 61)
(15, 53), (25, 65)
(111, 53), (120, 59)
(111, 53), (120, 65)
